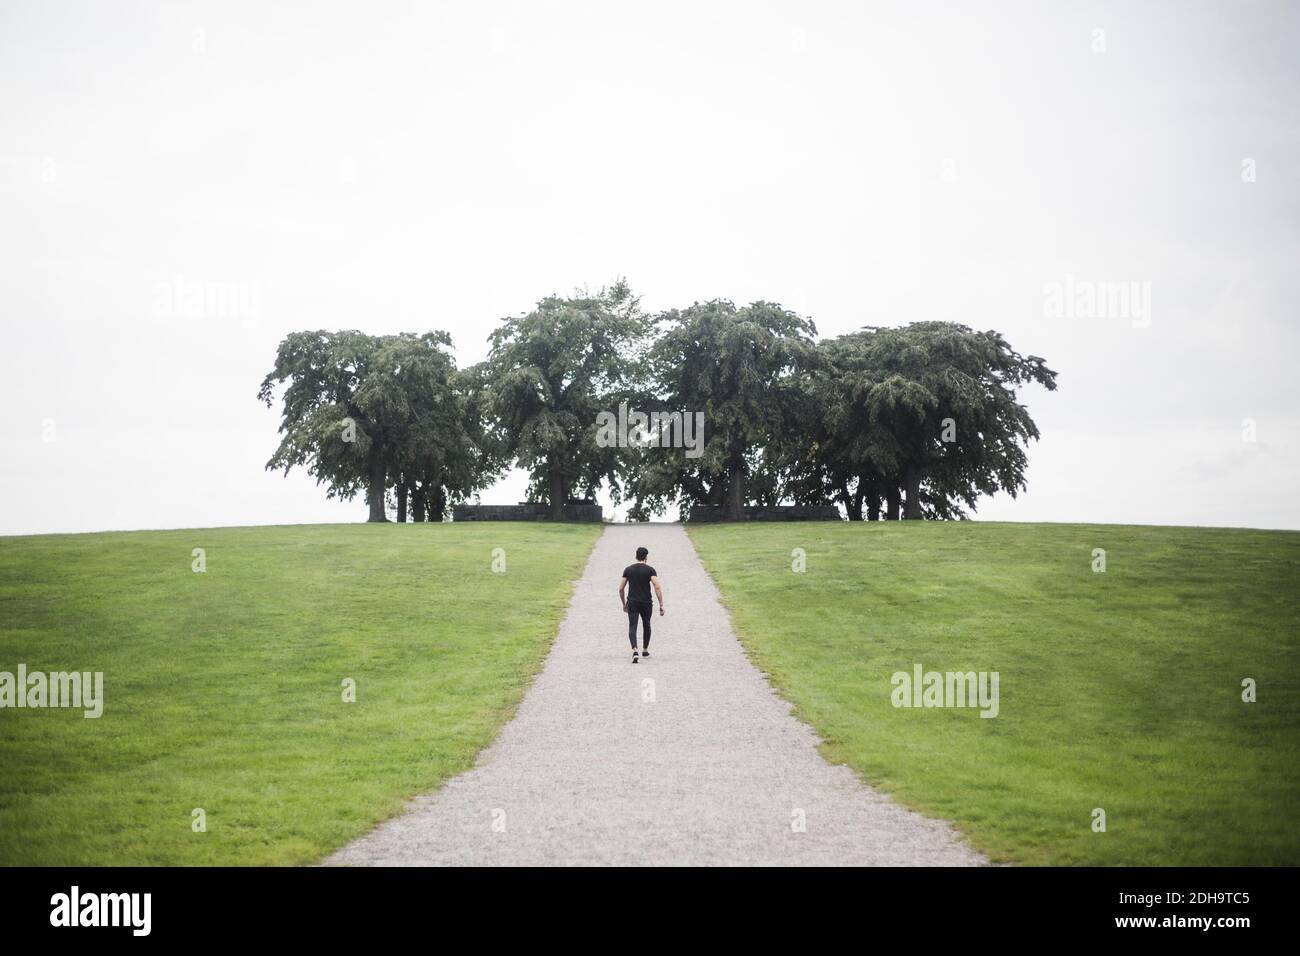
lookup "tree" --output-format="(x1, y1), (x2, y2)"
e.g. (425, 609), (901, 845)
(484, 279), (651, 519)
(862, 323), (1056, 519)
(259, 330), (480, 522)
(778, 334), (901, 520)
(791, 323), (1057, 520)
(630, 300), (819, 520)
(391, 361), (506, 522)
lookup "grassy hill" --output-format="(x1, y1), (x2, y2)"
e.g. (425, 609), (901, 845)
(4, 518), (1296, 867)
(0, 522), (600, 865)
(688, 521), (1300, 866)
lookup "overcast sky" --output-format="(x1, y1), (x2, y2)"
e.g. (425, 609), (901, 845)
(2, 0), (1297, 535)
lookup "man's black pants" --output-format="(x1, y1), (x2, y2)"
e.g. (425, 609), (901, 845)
(627, 600), (652, 650)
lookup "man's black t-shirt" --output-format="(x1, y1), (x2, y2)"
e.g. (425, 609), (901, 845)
(623, 563), (657, 605)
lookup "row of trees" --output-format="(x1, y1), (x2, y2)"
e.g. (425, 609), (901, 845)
(258, 280), (1057, 522)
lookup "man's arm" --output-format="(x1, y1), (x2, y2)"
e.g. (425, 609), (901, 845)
(652, 576), (664, 615)
(618, 576), (628, 613)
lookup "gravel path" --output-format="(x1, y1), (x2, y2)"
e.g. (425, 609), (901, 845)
(325, 524), (986, 866)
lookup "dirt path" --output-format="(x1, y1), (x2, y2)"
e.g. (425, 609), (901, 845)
(325, 524), (985, 865)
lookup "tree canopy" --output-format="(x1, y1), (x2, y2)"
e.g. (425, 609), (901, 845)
(483, 279), (652, 518)
(627, 300), (820, 520)
(260, 285), (1056, 522)
(258, 330), (498, 521)
(783, 323), (1058, 520)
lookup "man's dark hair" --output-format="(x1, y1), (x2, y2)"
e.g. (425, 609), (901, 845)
(636, 547), (649, 561)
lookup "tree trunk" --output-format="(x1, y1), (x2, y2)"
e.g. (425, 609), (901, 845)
(883, 485), (901, 521)
(861, 475), (881, 521)
(903, 467), (923, 520)
(728, 461), (744, 521)
(365, 446), (388, 522)
(838, 483), (860, 520)
(411, 484), (426, 522)
(549, 469), (565, 520)
(396, 480), (407, 523)
(431, 487), (447, 522)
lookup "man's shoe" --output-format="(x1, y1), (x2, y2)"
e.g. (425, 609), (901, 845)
(632, 651), (639, 663)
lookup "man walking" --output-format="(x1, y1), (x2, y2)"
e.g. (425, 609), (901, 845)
(619, 546), (664, 663)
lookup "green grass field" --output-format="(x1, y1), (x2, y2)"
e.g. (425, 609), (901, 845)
(687, 521), (1300, 866)
(0, 522), (599, 865)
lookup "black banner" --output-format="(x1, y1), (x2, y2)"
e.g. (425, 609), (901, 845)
(0, 866), (1284, 942)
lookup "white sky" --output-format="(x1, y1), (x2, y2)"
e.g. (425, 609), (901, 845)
(2, 0), (1297, 534)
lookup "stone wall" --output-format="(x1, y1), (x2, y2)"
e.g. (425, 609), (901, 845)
(452, 502), (604, 522)
(686, 504), (843, 522)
